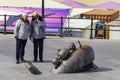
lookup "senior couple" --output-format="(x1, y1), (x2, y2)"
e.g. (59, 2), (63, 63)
(14, 12), (46, 64)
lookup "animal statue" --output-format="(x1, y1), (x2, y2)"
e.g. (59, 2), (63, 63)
(51, 41), (97, 73)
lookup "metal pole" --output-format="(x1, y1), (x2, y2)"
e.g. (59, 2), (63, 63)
(42, 0), (44, 18)
(90, 19), (93, 39)
(4, 14), (7, 34)
(60, 17), (63, 37)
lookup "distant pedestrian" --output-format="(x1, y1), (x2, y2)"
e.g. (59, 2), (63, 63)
(14, 13), (30, 64)
(30, 11), (46, 62)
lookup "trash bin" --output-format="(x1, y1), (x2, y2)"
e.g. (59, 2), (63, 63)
(95, 22), (105, 39)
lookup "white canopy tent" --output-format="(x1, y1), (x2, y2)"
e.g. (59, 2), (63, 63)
(63, 8), (99, 38)
(69, 8), (93, 17)
(63, 19), (100, 38)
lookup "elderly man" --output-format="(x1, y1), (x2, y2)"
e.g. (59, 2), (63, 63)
(14, 13), (30, 64)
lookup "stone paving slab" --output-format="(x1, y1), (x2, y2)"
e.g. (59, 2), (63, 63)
(0, 34), (120, 80)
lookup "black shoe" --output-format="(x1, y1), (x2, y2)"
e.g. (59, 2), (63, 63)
(39, 60), (43, 62)
(33, 60), (38, 62)
(16, 61), (19, 64)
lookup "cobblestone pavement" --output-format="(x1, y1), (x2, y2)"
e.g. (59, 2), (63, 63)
(0, 34), (120, 80)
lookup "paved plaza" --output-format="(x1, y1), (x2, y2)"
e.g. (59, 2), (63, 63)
(0, 34), (120, 80)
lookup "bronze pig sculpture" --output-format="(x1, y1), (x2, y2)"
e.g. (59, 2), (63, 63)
(51, 41), (97, 73)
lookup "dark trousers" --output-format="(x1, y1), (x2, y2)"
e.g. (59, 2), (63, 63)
(16, 39), (27, 61)
(33, 38), (44, 61)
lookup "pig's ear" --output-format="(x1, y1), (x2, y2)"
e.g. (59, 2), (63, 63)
(77, 40), (82, 48)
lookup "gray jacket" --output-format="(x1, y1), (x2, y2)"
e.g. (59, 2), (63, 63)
(14, 19), (30, 40)
(31, 19), (46, 39)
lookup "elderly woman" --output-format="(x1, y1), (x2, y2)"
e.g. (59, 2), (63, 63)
(14, 13), (30, 64)
(30, 12), (46, 62)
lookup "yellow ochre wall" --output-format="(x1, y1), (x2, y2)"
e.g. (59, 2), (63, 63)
(54, 0), (120, 6)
